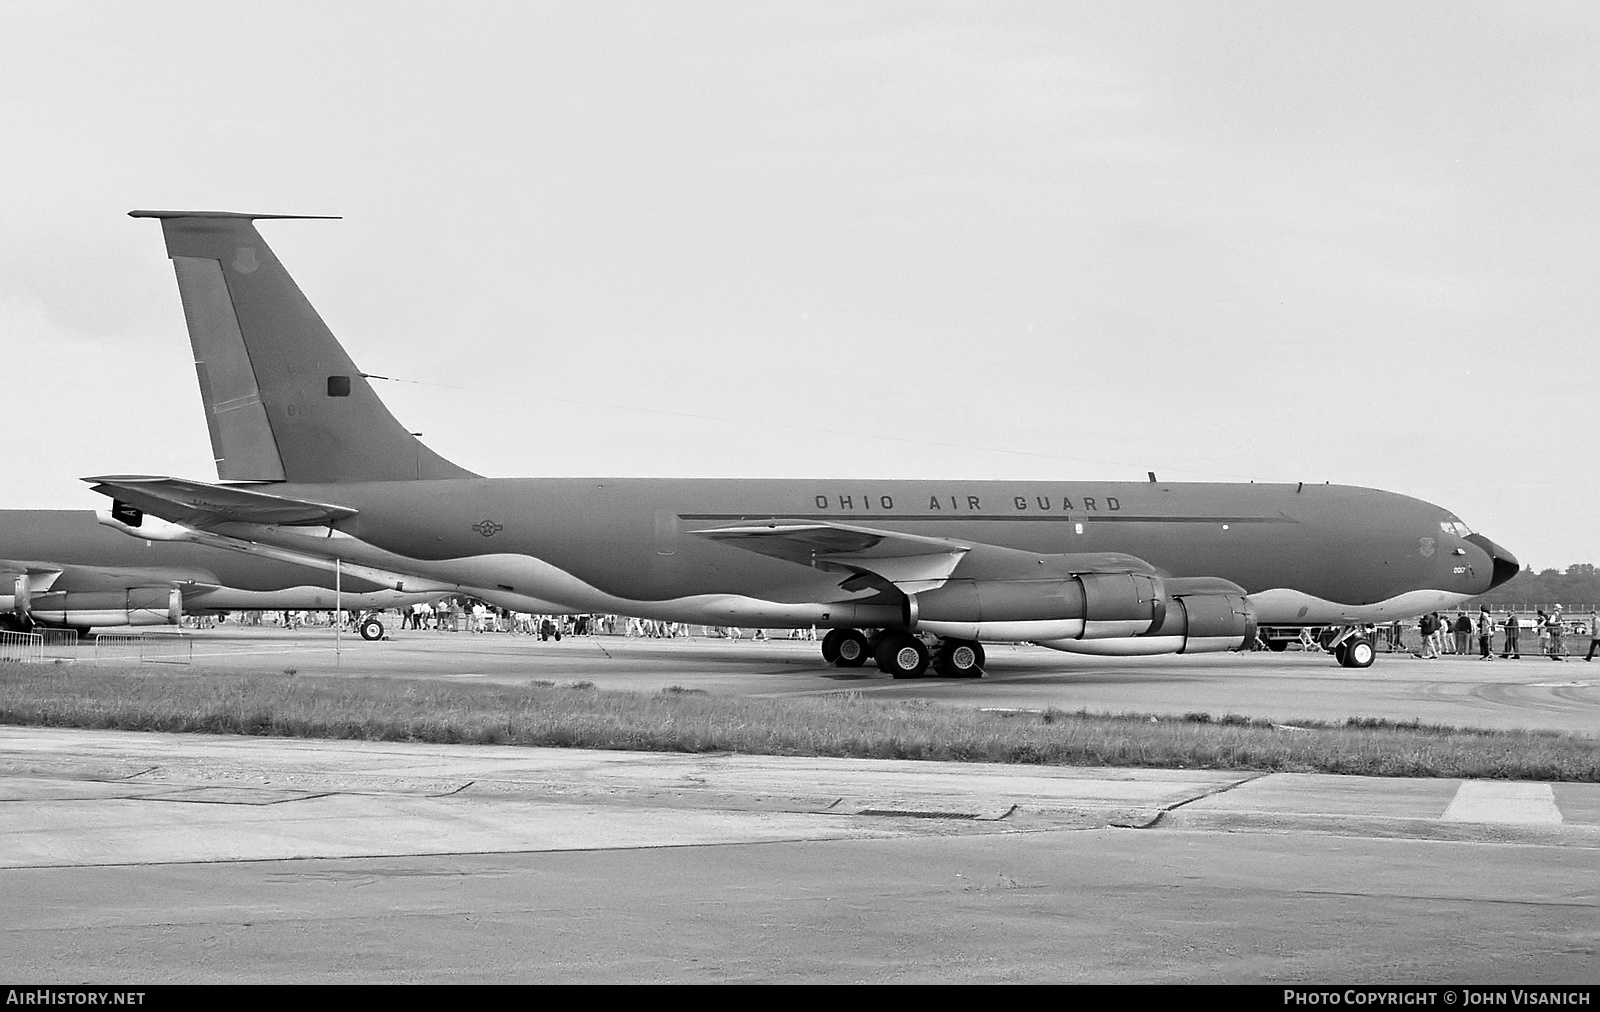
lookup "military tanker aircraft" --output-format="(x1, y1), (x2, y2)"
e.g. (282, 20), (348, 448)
(86, 210), (1518, 676)
(0, 508), (451, 639)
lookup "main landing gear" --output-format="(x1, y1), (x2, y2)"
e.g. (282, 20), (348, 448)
(820, 629), (984, 679)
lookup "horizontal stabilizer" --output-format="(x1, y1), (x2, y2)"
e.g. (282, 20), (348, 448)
(84, 475), (357, 528)
(129, 210), (342, 221)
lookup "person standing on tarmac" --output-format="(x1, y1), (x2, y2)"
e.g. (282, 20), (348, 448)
(1585, 610), (1600, 661)
(1502, 611), (1521, 659)
(1417, 612), (1439, 658)
(1547, 606), (1566, 659)
(1477, 606), (1495, 660)
(1453, 612), (1473, 655)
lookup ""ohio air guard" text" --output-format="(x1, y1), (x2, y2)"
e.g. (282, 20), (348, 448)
(814, 493), (1122, 512)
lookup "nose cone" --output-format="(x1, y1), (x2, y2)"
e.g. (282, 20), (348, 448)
(1465, 534), (1519, 590)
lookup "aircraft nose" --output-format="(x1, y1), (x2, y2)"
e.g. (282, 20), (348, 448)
(1465, 534), (1519, 590)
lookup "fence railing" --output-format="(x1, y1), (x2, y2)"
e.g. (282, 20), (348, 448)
(93, 632), (193, 665)
(0, 631), (45, 663)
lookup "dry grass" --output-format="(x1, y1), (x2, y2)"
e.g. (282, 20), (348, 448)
(2, 662), (1596, 780)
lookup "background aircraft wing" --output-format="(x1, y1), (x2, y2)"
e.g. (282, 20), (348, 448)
(83, 475), (358, 528)
(0, 561), (65, 595)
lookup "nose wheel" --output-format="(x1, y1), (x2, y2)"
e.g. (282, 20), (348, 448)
(1335, 637), (1375, 668)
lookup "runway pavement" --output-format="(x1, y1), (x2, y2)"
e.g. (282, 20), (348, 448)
(2, 727), (1597, 983)
(77, 625), (1600, 733)
(6, 631), (1598, 982)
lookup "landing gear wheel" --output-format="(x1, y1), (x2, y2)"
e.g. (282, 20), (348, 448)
(936, 639), (985, 678)
(1267, 639), (1288, 652)
(358, 616), (385, 641)
(831, 629), (870, 668)
(875, 632), (932, 679)
(1340, 638), (1375, 669)
(821, 629), (844, 663)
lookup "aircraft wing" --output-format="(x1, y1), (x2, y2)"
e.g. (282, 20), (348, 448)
(0, 561), (65, 594)
(697, 520), (1166, 596)
(695, 522), (971, 593)
(83, 475), (358, 528)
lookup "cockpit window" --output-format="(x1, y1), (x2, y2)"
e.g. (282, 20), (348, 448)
(1439, 520), (1475, 538)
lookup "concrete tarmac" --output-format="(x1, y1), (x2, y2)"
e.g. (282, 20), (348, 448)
(2, 727), (1598, 983)
(95, 626), (1600, 734)
(8, 630), (1599, 982)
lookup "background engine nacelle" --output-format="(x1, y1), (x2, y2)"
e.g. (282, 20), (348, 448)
(20, 587), (182, 630)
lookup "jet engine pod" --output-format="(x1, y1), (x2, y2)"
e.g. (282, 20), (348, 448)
(23, 588), (181, 629)
(1077, 573), (1167, 638)
(1033, 577), (1255, 657)
(909, 572), (1165, 643)
(1147, 592), (1256, 653)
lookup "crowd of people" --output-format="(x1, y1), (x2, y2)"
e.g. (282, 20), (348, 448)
(202, 600), (1600, 662)
(180, 602), (819, 642)
(1405, 606), (1600, 661)
(390, 599), (815, 643)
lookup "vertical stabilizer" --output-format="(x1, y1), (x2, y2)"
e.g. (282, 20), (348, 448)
(130, 210), (477, 484)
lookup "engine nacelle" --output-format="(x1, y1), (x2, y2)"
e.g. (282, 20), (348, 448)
(20, 588), (182, 629)
(1037, 588), (1255, 656)
(911, 572), (1166, 642)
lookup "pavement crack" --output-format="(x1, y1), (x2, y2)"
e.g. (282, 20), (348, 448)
(1127, 772), (1272, 830)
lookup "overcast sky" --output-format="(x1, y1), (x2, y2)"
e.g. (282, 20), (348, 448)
(2, 1), (1595, 570)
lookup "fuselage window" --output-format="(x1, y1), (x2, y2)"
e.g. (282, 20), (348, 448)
(327, 375), (352, 397)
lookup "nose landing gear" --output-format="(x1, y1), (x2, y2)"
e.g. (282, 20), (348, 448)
(1326, 627), (1376, 668)
(357, 614), (386, 641)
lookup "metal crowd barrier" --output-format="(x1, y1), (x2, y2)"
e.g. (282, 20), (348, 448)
(0, 631), (45, 663)
(93, 632), (193, 665)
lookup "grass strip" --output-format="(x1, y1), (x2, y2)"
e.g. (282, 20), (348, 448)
(3, 663), (1597, 780)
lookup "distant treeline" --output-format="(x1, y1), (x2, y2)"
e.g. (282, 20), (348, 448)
(1468, 564), (1600, 611)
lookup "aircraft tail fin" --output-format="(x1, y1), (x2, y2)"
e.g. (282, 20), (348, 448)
(130, 210), (477, 484)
